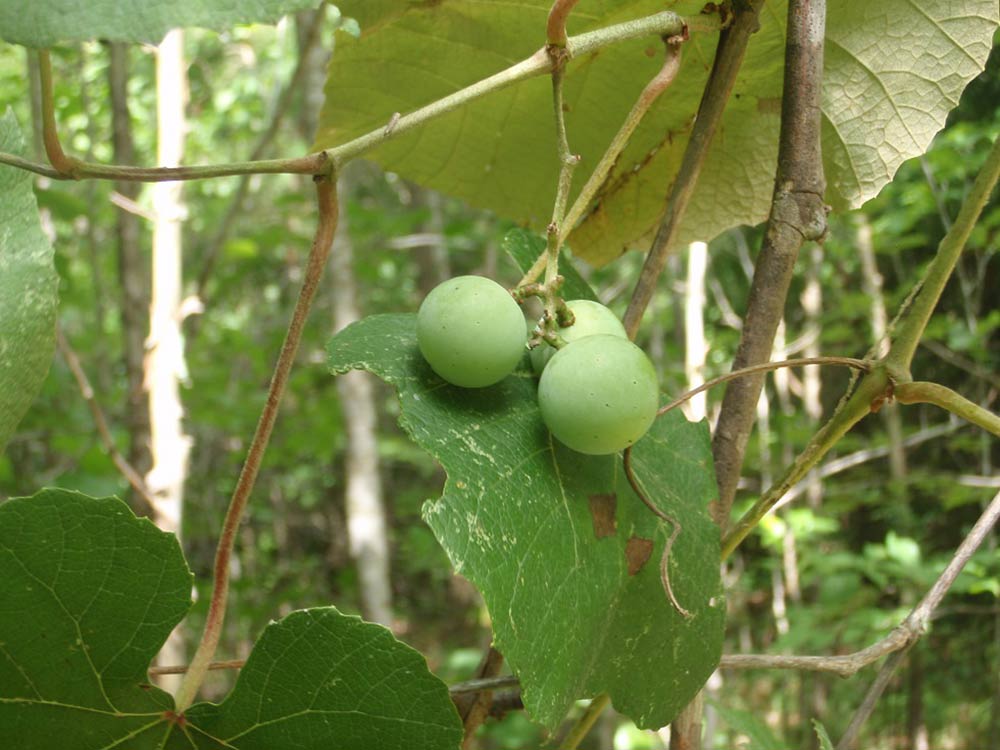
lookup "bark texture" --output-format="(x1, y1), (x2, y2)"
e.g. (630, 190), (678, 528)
(711, 0), (828, 529)
(623, 1), (764, 337)
(330, 168), (394, 627)
(108, 42), (153, 507)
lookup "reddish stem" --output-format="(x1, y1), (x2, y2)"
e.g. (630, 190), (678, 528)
(546, 0), (580, 46)
(174, 174), (339, 711)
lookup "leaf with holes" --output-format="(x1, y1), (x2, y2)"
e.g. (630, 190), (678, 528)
(0, 0), (318, 46)
(315, 0), (997, 266)
(0, 111), (58, 455)
(0, 489), (464, 749)
(328, 314), (725, 729)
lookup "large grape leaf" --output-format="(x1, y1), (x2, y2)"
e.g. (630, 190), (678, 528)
(0, 0), (318, 47)
(0, 489), (463, 749)
(0, 489), (191, 747)
(180, 608), (463, 750)
(315, 1), (998, 266)
(328, 314), (725, 730)
(0, 111), (58, 455)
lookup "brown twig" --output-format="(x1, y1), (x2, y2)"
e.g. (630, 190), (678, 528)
(722, 135), (1000, 562)
(622, 1), (764, 338)
(625, 356), (869, 617)
(455, 646), (505, 748)
(661, 357), (869, 416)
(709, 0), (828, 530)
(546, 0), (580, 47)
(174, 172), (339, 712)
(55, 327), (158, 517)
(37, 50), (78, 175)
(150, 658), (524, 697)
(148, 659), (245, 676)
(518, 37), (686, 289)
(5, 12), (694, 186)
(836, 488), (1000, 749)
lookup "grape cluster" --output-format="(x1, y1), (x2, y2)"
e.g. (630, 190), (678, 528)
(417, 276), (659, 455)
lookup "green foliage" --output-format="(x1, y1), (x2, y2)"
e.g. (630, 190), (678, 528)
(0, 0), (319, 47)
(328, 314), (724, 729)
(0, 490), (463, 749)
(0, 112), (58, 455)
(709, 700), (786, 750)
(0, 489), (190, 747)
(183, 608), (463, 750)
(315, 0), (998, 265)
(0, 2), (997, 747)
(814, 720), (836, 750)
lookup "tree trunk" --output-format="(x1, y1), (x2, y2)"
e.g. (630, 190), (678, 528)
(906, 646), (929, 750)
(330, 169), (394, 628)
(108, 42), (153, 509)
(412, 188), (450, 295)
(147, 29), (191, 690)
(295, 7), (329, 142)
(684, 241), (709, 422)
(856, 215), (907, 480)
(800, 244), (823, 508)
(669, 693), (704, 750)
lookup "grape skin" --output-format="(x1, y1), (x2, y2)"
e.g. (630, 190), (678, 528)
(416, 276), (526, 388)
(530, 299), (627, 374)
(538, 335), (659, 455)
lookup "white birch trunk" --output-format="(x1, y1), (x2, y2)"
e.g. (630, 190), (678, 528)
(684, 241), (709, 421)
(147, 30), (191, 691)
(330, 173), (393, 628)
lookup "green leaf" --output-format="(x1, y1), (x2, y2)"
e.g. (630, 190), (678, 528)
(328, 314), (725, 730)
(183, 608), (463, 750)
(502, 228), (598, 303)
(709, 700), (786, 750)
(0, 112), (58, 453)
(0, 490), (463, 749)
(0, 489), (191, 748)
(0, 0), (319, 47)
(315, 1), (998, 266)
(814, 719), (836, 750)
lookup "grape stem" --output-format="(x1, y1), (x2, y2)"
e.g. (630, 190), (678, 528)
(622, 448), (692, 619)
(659, 356), (870, 417)
(516, 36), (686, 289)
(621, 355), (870, 616)
(537, 44), (581, 349)
(9, 12), (697, 183)
(173, 175), (340, 712)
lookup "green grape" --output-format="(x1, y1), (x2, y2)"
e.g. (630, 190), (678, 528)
(416, 275), (526, 388)
(530, 299), (626, 374)
(537, 335), (659, 455)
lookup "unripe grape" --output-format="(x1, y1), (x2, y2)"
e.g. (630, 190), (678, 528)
(417, 275), (526, 388)
(530, 299), (627, 374)
(537, 335), (658, 455)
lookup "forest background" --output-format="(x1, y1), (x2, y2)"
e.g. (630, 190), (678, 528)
(0, 3), (998, 749)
